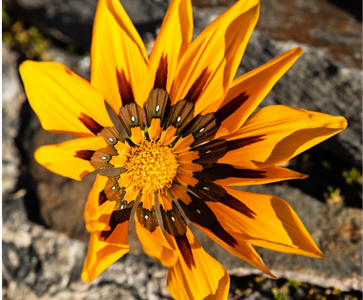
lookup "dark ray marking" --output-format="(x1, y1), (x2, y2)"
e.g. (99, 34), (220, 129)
(98, 190), (107, 206)
(89, 145), (117, 170)
(184, 68), (211, 103)
(116, 69), (134, 105)
(104, 176), (125, 201)
(189, 179), (226, 203)
(194, 163), (266, 181)
(175, 235), (195, 268)
(160, 203), (195, 269)
(100, 200), (134, 241)
(209, 223), (237, 246)
(189, 178), (256, 219)
(191, 139), (228, 165)
(118, 102), (144, 136)
(98, 126), (124, 145)
(75, 150), (95, 161)
(164, 100), (194, 133)
(144, 88), (170, 127)
(160, 203), (187, 237)
(136, 203), (158, 232)
(154, 54), (168, 90)
(227, 135), (266, 151)
(179, 193), (237, 247)
(220, 193), (256, 219)
(190, 127), (219, 148)
(180, 113), (215, 137)
(100, 219), (117, 240)
(215, 91), (249, 122)
(78, 113), (103, 135)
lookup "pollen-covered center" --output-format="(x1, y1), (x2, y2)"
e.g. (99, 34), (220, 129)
(124, 141), (178, 194)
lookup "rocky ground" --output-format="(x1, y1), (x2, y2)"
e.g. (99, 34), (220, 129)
(2, 0), (362, 299)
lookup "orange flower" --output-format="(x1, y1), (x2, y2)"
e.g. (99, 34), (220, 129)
(19, 0), (347, 299)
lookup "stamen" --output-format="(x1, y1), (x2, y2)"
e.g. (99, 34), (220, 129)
(124, 141), (179, 194)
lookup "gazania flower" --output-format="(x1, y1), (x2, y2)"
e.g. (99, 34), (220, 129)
(20, 0), (347, 298)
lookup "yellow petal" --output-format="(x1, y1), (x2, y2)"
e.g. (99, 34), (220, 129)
(160, 126), (177, 145)
(166, 228), (230, 300)
(208, 186), (324, 257)
(91, 0), (149, 112)
(149, 0), (193, 92)
(84, 174), (114, 232)
(134, 214), (178, 267)
(219, 105), (347, 169)
(212, 47), (303, 137)
(170, 0), (260, 115)
(81, 223), (130, 282)
(171, 184), (274, 277)
(34, 137), (108, 180)
(19, 61), (113, 137)
(213, 166), (307, 186)
(148, 118), (163, 141)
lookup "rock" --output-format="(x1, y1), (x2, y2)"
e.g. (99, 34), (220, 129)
(2, 197), (170, 300)
(2, 45), (26, 196)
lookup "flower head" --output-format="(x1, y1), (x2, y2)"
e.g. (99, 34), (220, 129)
(20, 0), (347, 299)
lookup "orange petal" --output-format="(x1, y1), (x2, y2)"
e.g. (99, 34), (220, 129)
(171, 184), (274, 277)
(84, 174), (114, 232)
(34, 137), (108, 180)
(134, 213), (178, 267)
(219, 105), (347, 169)
(81, 223), (130, 282)
(166, 228), (230, 300)
(148, 118), (163, 141)
(170, 0), (260, 115)
(19, 61), (113, 137)
(149, 0), (193, 92)
(212, 47), (303, 137)
(213, 166), (307, 186)
(209, 186), (325, 257)
(91, 0), (149, 112)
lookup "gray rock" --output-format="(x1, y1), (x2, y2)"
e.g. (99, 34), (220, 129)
(2, 45), (26, 196)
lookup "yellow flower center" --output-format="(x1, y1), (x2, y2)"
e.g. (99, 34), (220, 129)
(124, 141), (178, 194)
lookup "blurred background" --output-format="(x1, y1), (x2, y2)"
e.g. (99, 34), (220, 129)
(2, 0), (362, 299)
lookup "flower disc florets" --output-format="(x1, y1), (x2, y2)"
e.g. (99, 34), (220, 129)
(124, 141), (178, 194)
